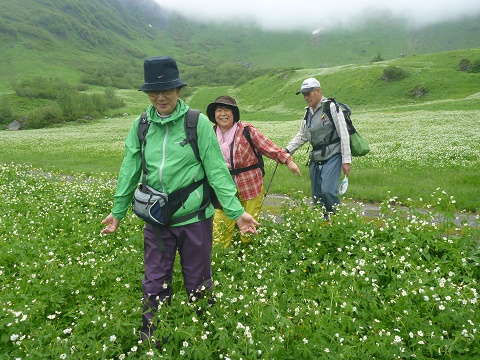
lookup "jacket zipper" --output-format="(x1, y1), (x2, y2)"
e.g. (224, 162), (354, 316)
(159, 123), (168, 192)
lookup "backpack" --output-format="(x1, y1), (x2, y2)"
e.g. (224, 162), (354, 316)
(322, 98), (370, 157)
(138, 111), (265, 208)
(183, 116), (265, 206)
(137, 109), (218, 216)
(224, 125), (265, 177)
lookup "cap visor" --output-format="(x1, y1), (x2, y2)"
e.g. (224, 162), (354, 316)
(296, 87), (316, 95)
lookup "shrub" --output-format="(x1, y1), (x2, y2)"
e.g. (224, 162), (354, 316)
(103, 88), (125, 109)
(14, 76), (69, 99)
(0, 96), (14, 125)
(458, 58), (471, 71)
(468, 59), (480, 73)
(24, 104), (63, 129)
(77, 93), (96, 116)
(80, 62), (142, 89)
(56, 91), (81, 121)
(371, 53), (384, 62)
(76, 83), (89, 91)
(182, 63), (270, 86)
(457, 58), (480, 73)
(381, 65), (407, 81)
(409, 84), (428, 98)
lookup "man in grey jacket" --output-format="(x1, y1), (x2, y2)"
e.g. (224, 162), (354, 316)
(286, 78), (351, 218)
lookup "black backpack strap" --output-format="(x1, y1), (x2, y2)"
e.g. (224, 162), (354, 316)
(168, 177), (209, 225)
(324, 98), (355, 133)
(178, 108), (211, 220)
(303, 108), (311, 128)
(339, 102), (356, 134)
(324, 99), (339, 144)
(136, 109), (211, 224)
(243, 126), (265, 176)
(138, 112), (150, 188)
(229, 126), (265, 177)
(181, 109), (202, 161)
(315, 99), (356, 156)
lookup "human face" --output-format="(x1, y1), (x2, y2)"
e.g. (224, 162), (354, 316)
(215, 105), (235, 132)
(146, 88), (179, 116)
(302, 88), (322, 109)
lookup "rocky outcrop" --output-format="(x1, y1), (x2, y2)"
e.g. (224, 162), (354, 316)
(7, 120), (23, 130)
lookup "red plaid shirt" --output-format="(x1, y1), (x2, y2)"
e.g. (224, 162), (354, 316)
(225, 122), (292, 201)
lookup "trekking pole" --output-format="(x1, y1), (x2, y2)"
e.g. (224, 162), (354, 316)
(259, 162), (279, 212)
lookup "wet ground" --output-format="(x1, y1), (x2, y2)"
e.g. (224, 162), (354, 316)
(262, 194), (479, 227)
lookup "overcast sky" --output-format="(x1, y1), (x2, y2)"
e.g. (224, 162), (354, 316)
(154, 0), (480, 32)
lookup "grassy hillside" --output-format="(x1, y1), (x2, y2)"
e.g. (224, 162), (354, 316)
(187, 48), (480, 121)
(1, 0), (480, 95)
(0, 0), (171, 91)
(1, 108), (478, 212)
(1, 49), (479, 212)
(1, 45), (479, 128)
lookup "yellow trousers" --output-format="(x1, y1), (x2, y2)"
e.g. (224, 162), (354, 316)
(213, 187), (263, 248)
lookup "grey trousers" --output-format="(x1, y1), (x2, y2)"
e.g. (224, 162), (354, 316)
(141, 218), (213, 340)
(308, 153), (342, 213)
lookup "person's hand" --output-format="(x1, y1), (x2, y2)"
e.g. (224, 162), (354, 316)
(236, 212), (259, 235)
(101, 213), (120, 234)
(342, 163), (351, 177)
(287, 161), (301, 177)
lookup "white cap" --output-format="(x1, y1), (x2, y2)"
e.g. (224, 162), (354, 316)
(296, 77), (321, 95)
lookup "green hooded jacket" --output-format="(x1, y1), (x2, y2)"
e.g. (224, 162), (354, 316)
(111, 99), (245, 224)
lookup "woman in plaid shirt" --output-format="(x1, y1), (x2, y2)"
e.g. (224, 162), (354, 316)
(206, 96), (301, 248)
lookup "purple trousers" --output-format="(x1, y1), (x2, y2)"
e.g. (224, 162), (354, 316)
(141, 218), (213, 340)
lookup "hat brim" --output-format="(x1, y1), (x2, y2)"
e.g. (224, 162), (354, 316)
(296, 87), (317, 95)
(138, 78), (187, 92)
(206, 102), (240, 123)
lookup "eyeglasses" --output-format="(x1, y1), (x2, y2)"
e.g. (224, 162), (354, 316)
(215, 106), (232, 113)
(146, 89), (175, 97)
(303, 88), (320, 97)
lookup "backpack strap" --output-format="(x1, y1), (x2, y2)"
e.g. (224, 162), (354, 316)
(136, 109), (211, 224)
(229, 125), (265, 177)
(324, 99), (340, 144)
(178, 108), (211, 219)
(303, 108), (311, 128)
(138, 112), (150, 189)
(310, 99), (341, 157)
(181, 109), (202, 161)
(243, 126), (265, 177)
(324, 98), (355, 134)
(314, 98), (356, 156)
(167, 177), (208, 225)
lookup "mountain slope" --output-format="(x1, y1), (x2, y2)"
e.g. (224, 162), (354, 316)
(0, 0), (480, 92)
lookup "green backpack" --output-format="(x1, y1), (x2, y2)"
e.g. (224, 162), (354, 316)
(322, 98), (370, 157)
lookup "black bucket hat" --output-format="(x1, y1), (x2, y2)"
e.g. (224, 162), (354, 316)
(206, 95), (240, 123)
(138, 56), (187, 92)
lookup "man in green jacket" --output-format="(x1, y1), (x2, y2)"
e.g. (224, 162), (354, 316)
(101, 56), (258, 344)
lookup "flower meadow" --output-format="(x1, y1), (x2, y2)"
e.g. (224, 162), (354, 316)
(1, 162), (478, 359)
(1, 109), (479, 210)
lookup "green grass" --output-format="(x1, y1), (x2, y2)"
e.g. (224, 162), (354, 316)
(1, 13), (479, 214)
(1, 107), (479, 212)
(1, 162), (478, 359)
(1, 4), (479, 358)
(182, 48), (480, 124)
(256, 108), (480, 213)
(2, 48), (480, 212)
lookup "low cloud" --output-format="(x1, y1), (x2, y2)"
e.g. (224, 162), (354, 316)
(154, 0), (480, 32)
